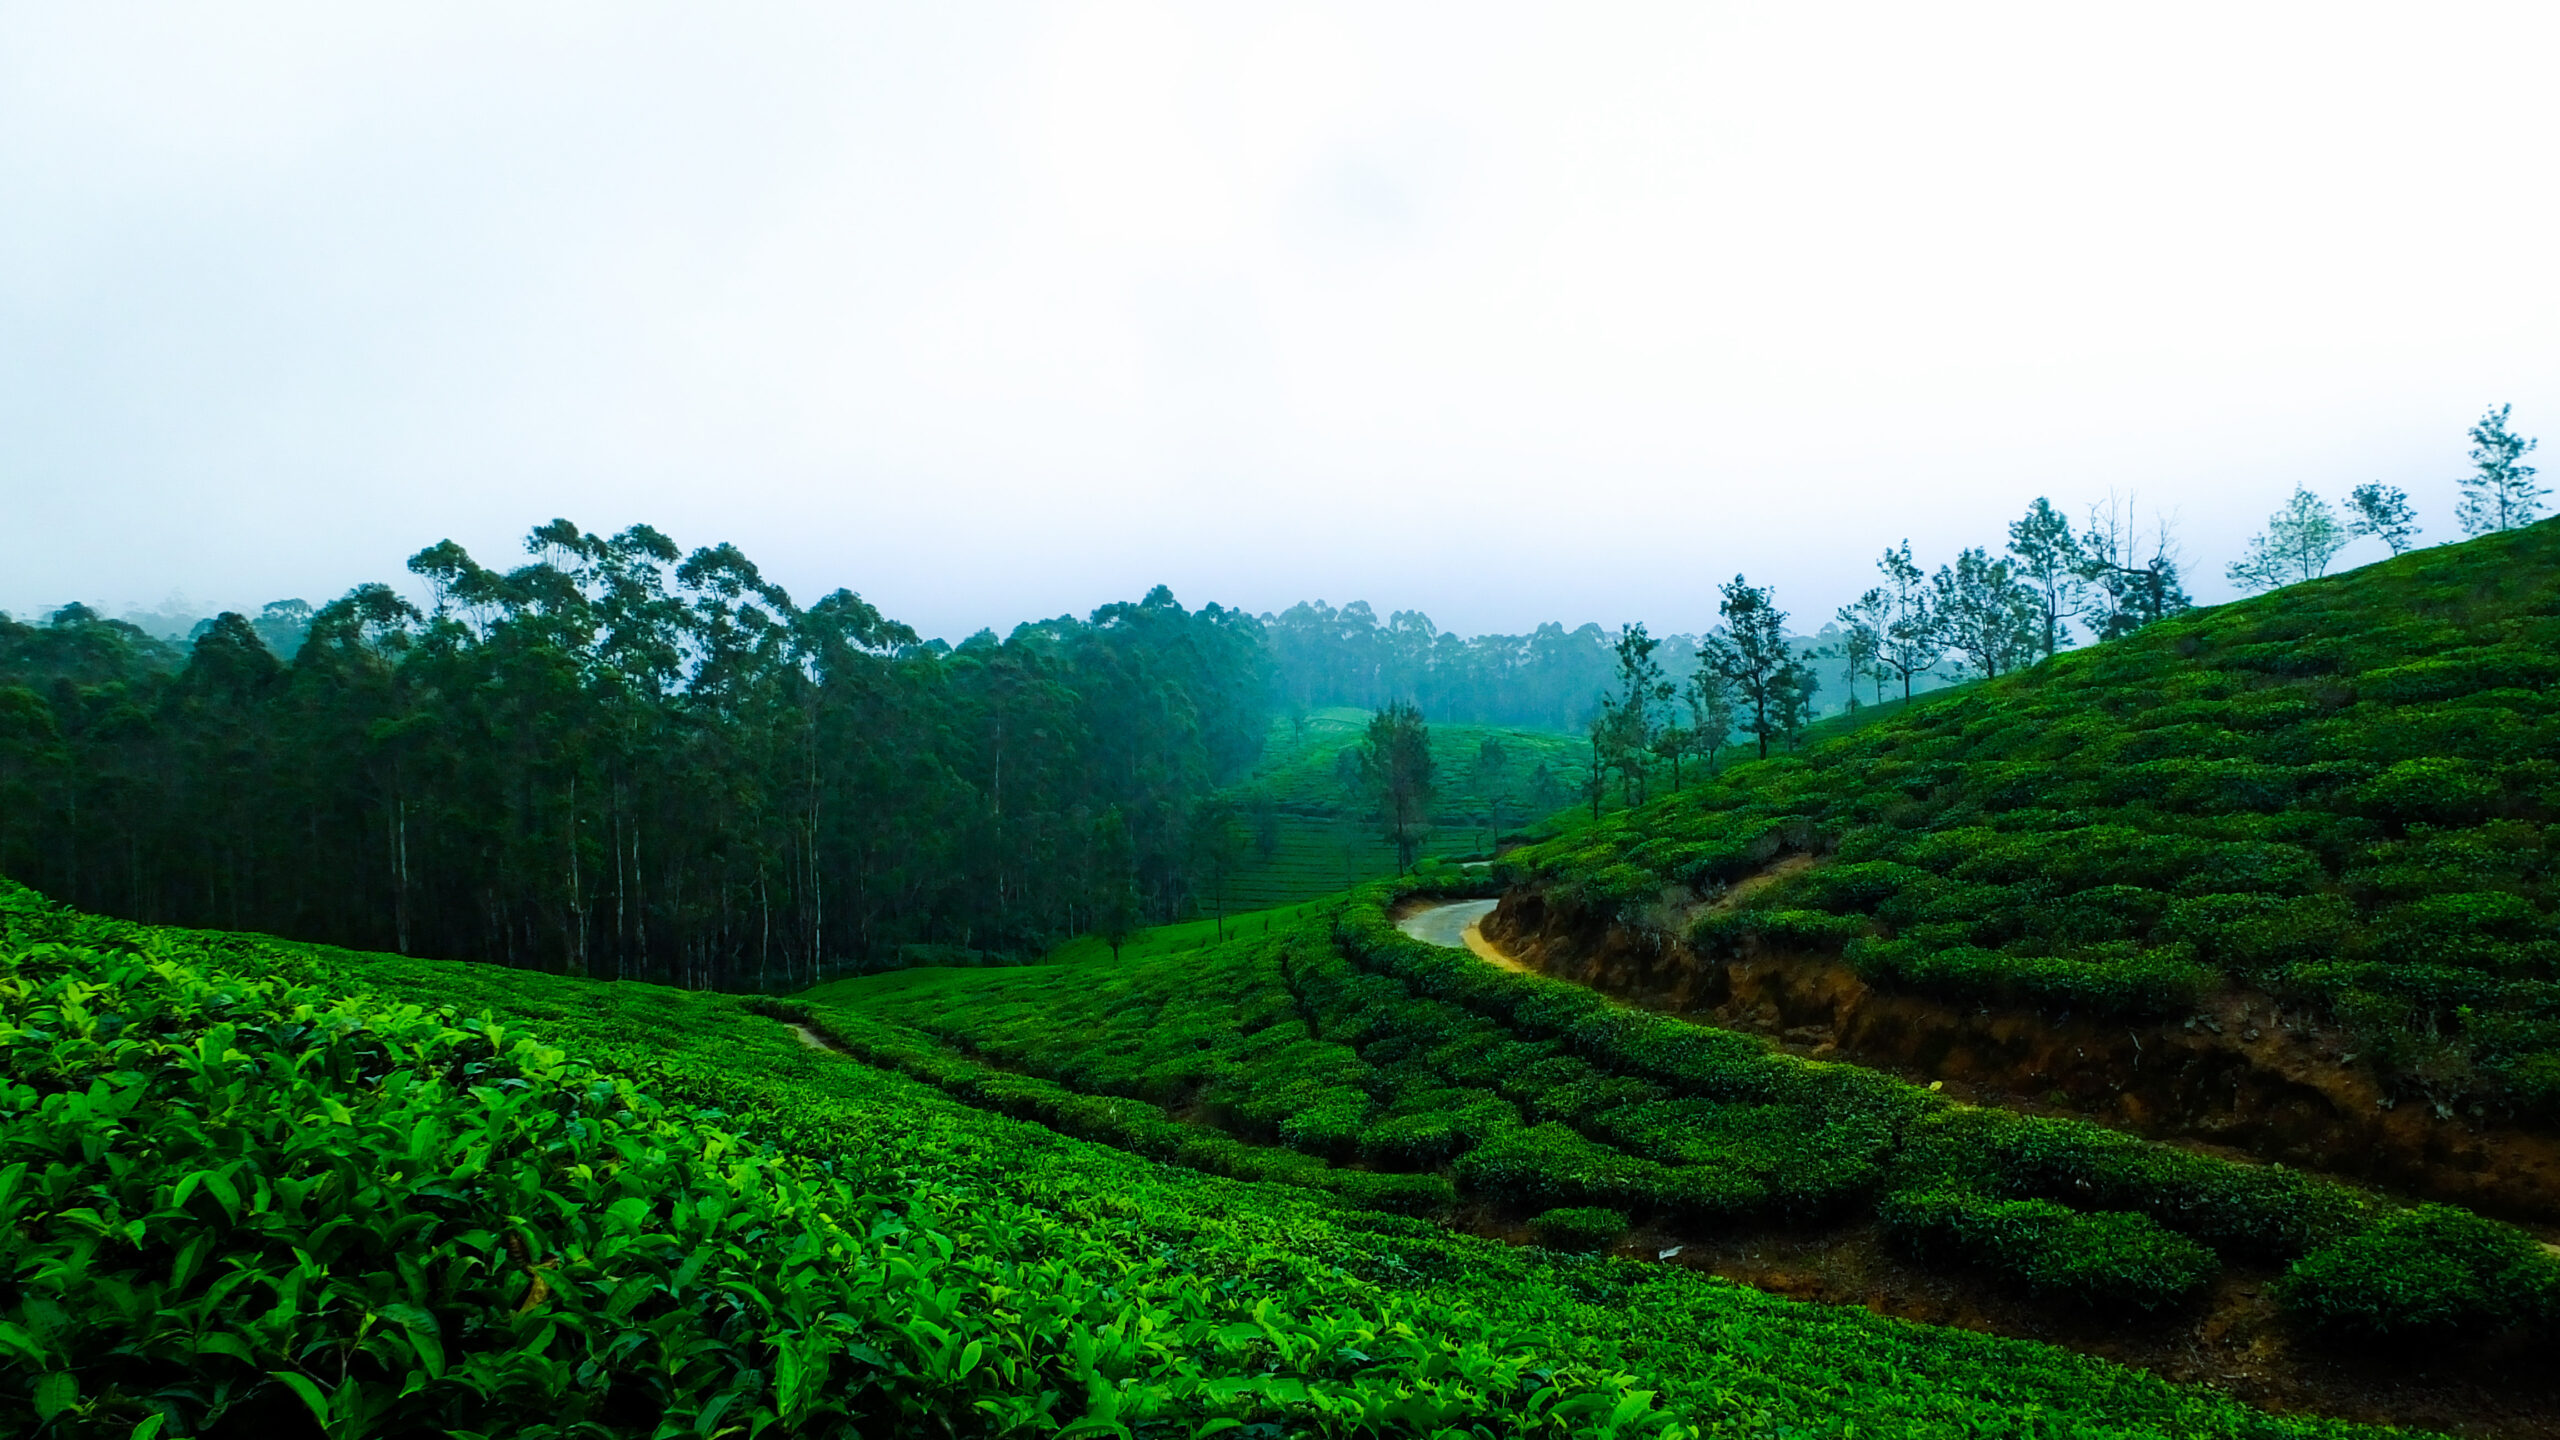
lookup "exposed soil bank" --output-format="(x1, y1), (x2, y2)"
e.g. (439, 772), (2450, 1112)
(1482, 886), (2560, 1225)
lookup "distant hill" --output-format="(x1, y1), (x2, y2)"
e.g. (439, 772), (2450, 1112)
(1209, 708), (1589, 909)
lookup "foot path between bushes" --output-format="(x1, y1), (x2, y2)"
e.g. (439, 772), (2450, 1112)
(1394, 899), (1533, 974)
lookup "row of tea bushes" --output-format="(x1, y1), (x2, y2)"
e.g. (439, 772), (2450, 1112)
(1337, 876), (2560, 1337)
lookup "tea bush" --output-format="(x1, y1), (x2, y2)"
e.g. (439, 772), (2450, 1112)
(1529, 1207), (1629, 1253)
(2277, 1205), (2560, 1341)
(1878, 1185), (2219, 1311)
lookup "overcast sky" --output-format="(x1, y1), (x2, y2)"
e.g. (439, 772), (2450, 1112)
(5, 2), (2556, 643)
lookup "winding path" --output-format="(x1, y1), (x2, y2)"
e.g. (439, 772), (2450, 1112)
(1394, 898), (1533, 973)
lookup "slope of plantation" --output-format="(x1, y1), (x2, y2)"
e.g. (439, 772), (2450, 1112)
(0, 876), (2454, 1440)
(0, 880), (1697, 1439)
(1217, 711), (1589, 908)
(816, 874), (2560, 1382)
(1495, 521), (2560, 1131)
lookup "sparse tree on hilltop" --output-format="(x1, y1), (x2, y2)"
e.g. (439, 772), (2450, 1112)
(1832, 590), (1890, 706)
(2345, 482), (2420, 555)
(1609, 623), (1673, 805)
(2226, 485), (2349, 593)
(1933, 548), (2040, 680)
(1702, 575), (1813, 760)
(1872, 542), (1944, 701)
(2005, 497), (2086, 661)
(2078, 494), (2192, 638)
(2458, 404), (2545, 536)
(1686, 666), (1735, 775)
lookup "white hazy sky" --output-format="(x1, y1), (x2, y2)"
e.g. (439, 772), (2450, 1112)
(4, 2), (2556, 642)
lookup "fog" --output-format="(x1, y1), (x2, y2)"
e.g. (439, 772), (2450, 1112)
(5, 2), (2556, 641)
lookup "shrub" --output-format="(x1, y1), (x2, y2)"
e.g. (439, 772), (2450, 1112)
(2278, 1205), (2560, 1342)
(1878, 1185), (2218, 1311)
(1528, 1207), (1629, 1252)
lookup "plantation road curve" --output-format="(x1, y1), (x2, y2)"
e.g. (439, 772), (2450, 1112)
(1393, 897), (1533, 973)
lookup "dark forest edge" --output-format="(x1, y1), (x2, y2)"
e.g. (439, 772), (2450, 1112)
(1, 522), (1270, 988)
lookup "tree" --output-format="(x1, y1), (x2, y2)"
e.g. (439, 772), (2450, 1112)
(1932, 548), (2039, 680)
(1359, 700), (1435, 873)
(1473, 737), (1509, 849)
(2079, 494), (2192, 639)
(2226, 485), (2349, 593)
(1872, 542), (1943, 701)
(1527, 761), (1563, 815)
(2005, 497), (2085, 661)
(1093, 807), (1140, 961)
(1608, 624), (1672, 805)
(1827, 595), (1886, 709)
(1686, 667), (1735, 774)
(2457, 404), (2545, 535)
(1583, 709), (1610, 821)
(1186, 798), (1248, 940)
(1701, 576), (1812, 760)
(2345, 482), (2420, 554)
(1655, 717), (1693, 792)
(1, 518), (1282, 990)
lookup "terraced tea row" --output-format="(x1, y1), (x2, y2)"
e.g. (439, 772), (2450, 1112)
(819, 875), (2560, 1343)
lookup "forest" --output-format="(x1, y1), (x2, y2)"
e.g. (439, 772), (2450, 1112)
(0, 522), (1271, 988)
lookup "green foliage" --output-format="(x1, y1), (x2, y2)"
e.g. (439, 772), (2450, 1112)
(0, 523), (1277, 986)
(1, 888), (2419, 1439)
(2278, 1205), (2560, 1341)
(1878, 1186), (2219, 1311)
(814, 873), (2548, 1339)
(1208, 709), (1591, 909)
(1529, 1207), (1629, 1252)
(1498, 519), (2560, 1114)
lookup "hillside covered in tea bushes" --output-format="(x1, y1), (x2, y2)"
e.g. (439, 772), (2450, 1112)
(1497, 520), (2560, 1121)
(2, 875), (2491, 1439)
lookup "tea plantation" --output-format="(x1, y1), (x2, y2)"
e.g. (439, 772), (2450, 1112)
(1214, 711), (1592, 909)
(817, 873), (2559, 1340)
(1501, 519), (2560, 1118)
(0, 876), (2458, 1438)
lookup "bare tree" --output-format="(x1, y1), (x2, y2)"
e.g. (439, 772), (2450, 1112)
(2079, 493), (2192, 639)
